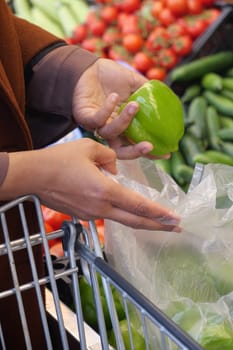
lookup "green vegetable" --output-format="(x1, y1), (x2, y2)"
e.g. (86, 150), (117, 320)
(170, 151), (187, 186)
(206, 106), (221, 150)
(121, 80), (184, 156)
(222, 77), (233, 91)
(170, 51), (233, 82)
(199, 319), (233, 350)
(180, 133), (205, 167)
(220, 141), (233, 158)
(187, 96), (208, 140)
(175, 163), (194, 185)
(226, 67), (233, 78)
(154, 158), (171, 175)
(221, 89), (233, 100)
(220, 116), (233, 129)
(156, 244), (219, 302)
(108, 319), (146, 350)
(181, 84), (201, 103)
(193, 150), (233, 166)
(203, 90), (233, 117)
(202, 73), (223, 92)
(79, 274), (125, 332)
(218, 128), (233, 142)
(208, 256), (233, 295)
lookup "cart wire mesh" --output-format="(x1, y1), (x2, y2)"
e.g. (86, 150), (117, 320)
(0, 195), (204, 350)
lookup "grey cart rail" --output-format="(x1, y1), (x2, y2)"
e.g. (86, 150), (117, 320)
(0, 195), (204, 349)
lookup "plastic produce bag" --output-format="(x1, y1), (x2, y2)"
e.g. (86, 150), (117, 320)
(104, 158), (233, 349)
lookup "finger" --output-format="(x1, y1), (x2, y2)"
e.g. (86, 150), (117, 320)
(109, 140), (154, 160)
(99, 101), (139, 140)
(104, 178), (181, 230)
(92, 93), (120, 130)
(106, 205), (182, 232)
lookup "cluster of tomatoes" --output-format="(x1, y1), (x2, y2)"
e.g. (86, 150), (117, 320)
(41, 205), (105, 257)
(67, 0), (220, 80)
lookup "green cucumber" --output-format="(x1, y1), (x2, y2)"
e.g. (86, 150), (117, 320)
(175, 164), (194, 185)
(170, 51), (233, 82)
(226, 67), (233, 78)
(193, 150), (233, 166)
(202, 73), (222, 92)
(155, 158), (171, 175)
(206, 106), (221, 150)
(180, 133), (205, 167)
(222, 78), (233, 91)
(170, 151), (187, 186)
(187, 96), (208, 140)
(220, 142), (233, 158)
(218, 128), (233, 141)
(221, 89), (233, 100)
(220, 116), (233, 128)
(181, 85), (201, 103)
(203, 90), (233, 117)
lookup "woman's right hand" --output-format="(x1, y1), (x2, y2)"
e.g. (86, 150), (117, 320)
(0, 139), (181, 232)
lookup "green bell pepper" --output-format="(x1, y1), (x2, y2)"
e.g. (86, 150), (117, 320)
(108, 319), (146, 350)
(79, 274), (125, 332)
(121, 80), (184, 156)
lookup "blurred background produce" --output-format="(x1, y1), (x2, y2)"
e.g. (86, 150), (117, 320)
(7, 0), (221, 79)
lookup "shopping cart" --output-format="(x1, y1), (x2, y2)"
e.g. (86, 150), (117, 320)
(0, 194), (204, 350)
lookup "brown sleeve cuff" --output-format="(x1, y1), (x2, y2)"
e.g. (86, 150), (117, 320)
(26, 45), (99, 118)
(0, 153), (9, 187)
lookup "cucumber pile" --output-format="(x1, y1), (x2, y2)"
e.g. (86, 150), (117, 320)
(156, 51), (233, 191)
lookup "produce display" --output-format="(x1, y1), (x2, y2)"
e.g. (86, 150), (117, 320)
(120, 79), (184, 156)
(68, 0), (221, 79)
(155, 50), (233, 190)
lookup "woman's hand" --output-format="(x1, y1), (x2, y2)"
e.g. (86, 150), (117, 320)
(72, 59), (169, 160)
(1, 139), (180, 232)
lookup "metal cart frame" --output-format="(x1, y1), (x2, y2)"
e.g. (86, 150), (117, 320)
(0, 195), (203, 349)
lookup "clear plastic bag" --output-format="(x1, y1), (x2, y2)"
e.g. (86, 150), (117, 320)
(104, 159), (233, 349)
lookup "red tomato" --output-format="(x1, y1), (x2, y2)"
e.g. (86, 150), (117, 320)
(158, 48), (178, 70)
(103, 27), (121, 46)
(100, 5), (118, 23)
(146, 27), (171, 53)
(202, 8), (221, 25)
(159, 8), (176, 26)
(201, 0), (215, 7)
(132, 51), (153, 73)
(41, 206), (72, 231)
(89, 19), (106, 36)
(187, 0), (203, 15)
(172, 34), (192, 56)
(167, 22), (187, 37)
(145, 66), (167, 80)
(81, 37), (103, 53)
(108, 45), (132, 62)
(117, 0), (140, 13)
(166, 0), (188, 17)
(151, 1), (164, 18)
(122, 33), (144, 54)
(120, 14), (140, 34)
(72, 24), (88, 44)
(186, 18), (207, 38)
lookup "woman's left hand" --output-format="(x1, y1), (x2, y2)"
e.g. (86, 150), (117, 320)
(72, 58), (169, 160)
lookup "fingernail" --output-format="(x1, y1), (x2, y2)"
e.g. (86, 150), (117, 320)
(127, 102), (138, 115)
(111, 93), (118, 103)
(142, 144), (153, 154)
